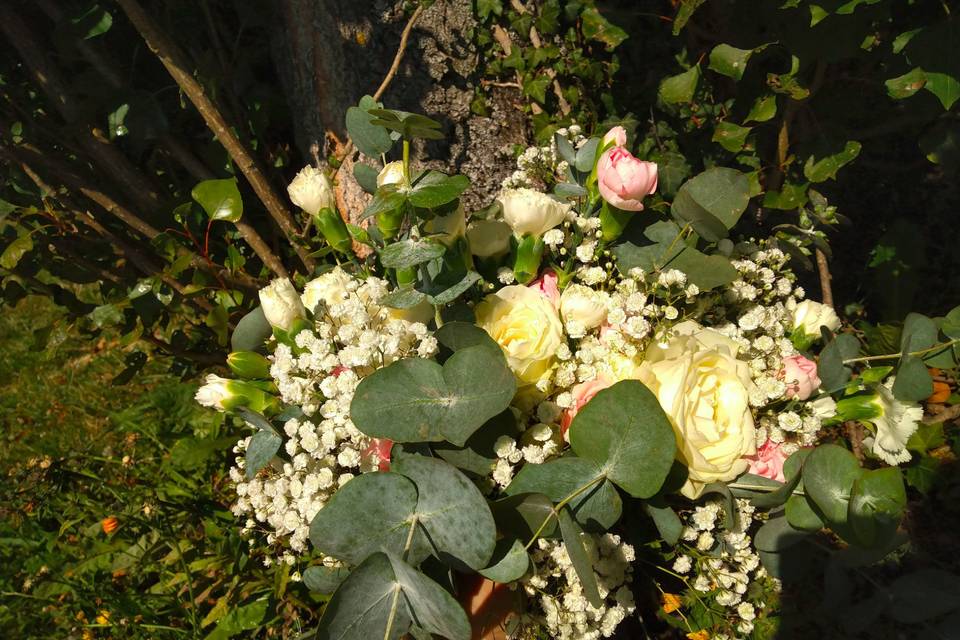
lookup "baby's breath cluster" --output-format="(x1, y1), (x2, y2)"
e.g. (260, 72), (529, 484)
(518, 534), (637, 640)
(502, 125), (585, 190)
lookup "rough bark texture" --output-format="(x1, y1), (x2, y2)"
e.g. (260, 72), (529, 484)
(274, 0), (528, 211)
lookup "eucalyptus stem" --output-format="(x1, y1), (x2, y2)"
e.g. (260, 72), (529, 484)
(728, 482), (806, 497)
(524, 474), (605, 550)
(383, 517), (419, 640)
(842, 339), (958, 365)
(402, 139), (411, 182)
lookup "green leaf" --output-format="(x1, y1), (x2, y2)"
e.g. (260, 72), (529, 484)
(206, 598), (268, 640)
(346, 96), (393, 157)
(490, 492), (557, 540)
(380, 239), (447, 269)
(568, 380), (676, 498)
(802, 444), (862, 526)
(71, 4), (113, 39)
(785, 494), (825, 531)
(523, 75), (551, 104)
(803, 141), (861, 183)
(353, 163), (379, 194)
(206, 304), (229, 346)
(888, 569), (960, 623)
(309, 472), (428, 566)
(907, 422), (945, 454)
(317, 552), (470, 640)
(658, 65), (700, 104)
(670, 249), (740, 290)
(505, 457), (621, 531)
(378, 286), (427, 310)
(672, 0), (706, 35)
(360, 185), (408, 220)
(231, 307), (271, 352)
(745, 94), (778, 123)
(754, 515), (808, 552)
(762, 182), (808, 210)
(419, 270), (482, 306)
(580, 6), (628, 49)
(477, 0), (503, 19)
(900, 312), (938, 353)
(408, 172), (470, 209)
(245, 430), (281, 479)
(302, 565), (350, 593)
(575, 138), (601, 173)
(892, 355), (933, 402)
(818, 333), (860, 391)
(351, 345), (515, 446)
(670, 168), (750, 241)
(192, 179), (243, 222)
(712, 122), (751, 152)
(708, 44), (754, 81)
(557, 507), (603, 608)
(478, 539), (529, 583)
(885, 67), (927, 100)
(643, 501), (683, 545)
(904, 22), (960, 110)
(433, 410), (516, 476)
(848, 467), (905, 548)
(750, 449), (808, 509)
(368, 109), (444, 141)
(0, 234), (33, 269)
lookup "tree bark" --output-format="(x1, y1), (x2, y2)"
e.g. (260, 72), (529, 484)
(273, 0), (528, 210)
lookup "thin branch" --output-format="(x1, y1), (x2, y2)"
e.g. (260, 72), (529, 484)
(332, 4), (426, 178)
(815, 247), (834, 307)
(114, 0), (316, 273)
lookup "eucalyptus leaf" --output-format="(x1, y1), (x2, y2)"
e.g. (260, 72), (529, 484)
(848, 467), (906, 548)
(568, 380), (676, 498)
(670, 168), (749, 241)
(351, 345), (515, 446)
(643, 500), (683, 545)
(558, 507), (603, 608)
(754, 515), (808, 552)
(346, 96), (393, 157)
(303, 565), (351, 594)
(245, 429), (281, 479)
(478, 539), (530, 583)
(892, 355), (934, 402)
(490, 492), (557, 540)
(802, 444), (862, 526)
(785, 494), (825, 531)
(408, 172), (470, 209)
(380, 239), (447, 269)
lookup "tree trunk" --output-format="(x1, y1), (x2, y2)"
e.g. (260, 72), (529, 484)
(273, 0), (528, 210)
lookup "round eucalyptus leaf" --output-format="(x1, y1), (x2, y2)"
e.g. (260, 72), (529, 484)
(302, 565), (350, 594)
(785, 494), (825, 531)
(351, 346), (515, 446)
(385, 552), (471, 640)
(245, 430), (281, 479)
(231, 306), (271, 352)
(490, 492), (557, 540)
(568, 380), (676, 499)
(848, 467), (906, 548)
(478, 539), (530, 584)
(435, 321), (499, 354)
(802, 444), (863, 526)
(505, 457), (621, 531)
(317, 553), (411, 640)
(433, 410), (518, 476)
(392, 455), (497, 570)
(308, 472), (421, 566)
(754, 515), (809, 552)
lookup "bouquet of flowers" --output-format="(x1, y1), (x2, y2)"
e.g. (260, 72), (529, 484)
(195, 99), (959, 639)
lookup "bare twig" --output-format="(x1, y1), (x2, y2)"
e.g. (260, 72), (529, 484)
(815, 247), (834, 307)
(114, 0), (315, 273)
(332, 4), (426, 177)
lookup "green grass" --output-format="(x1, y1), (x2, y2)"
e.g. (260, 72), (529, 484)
(0, 297), (316, 638)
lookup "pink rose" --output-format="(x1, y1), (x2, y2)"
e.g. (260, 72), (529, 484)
(560, 376), (612, 434)
(780, 355), (821, 401)
(528, 270), (560, 308)
(746, 439), (788, 482)
(361, 438), (393, 472)
(597, 147), (658, 212)
(602, 126), (627, 148)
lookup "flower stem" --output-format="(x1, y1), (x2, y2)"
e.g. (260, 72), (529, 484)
(842, 339), (958, 365)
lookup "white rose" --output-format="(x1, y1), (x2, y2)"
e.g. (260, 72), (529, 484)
(637, 321), (756, 498)
(287, 165), (335, 215)
(475, 285), (564, 385)
(559, 284), (608, 331)
(424, 207), (466, 246)
(377, 160), (409, 188)
(467, 219), (512, 257)
(259, 278), (306, 331)
(792, 299), (841, 338)
(302, 268), (353, 313)
(498, 188), (570, 237)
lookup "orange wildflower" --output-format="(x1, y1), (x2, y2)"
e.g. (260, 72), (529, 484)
(662, 592), (683, 614)
(101, 516), (119, 535)
(928, 381), (951, 404)
(687, 631), (710, 640)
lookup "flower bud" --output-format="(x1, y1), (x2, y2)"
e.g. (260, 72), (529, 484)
(601, 126), (627, 149)
(227, 351), (272, 379)
(287, 166), (335, 215)
(499, 188), (570, 238)
(467, 219), (512, 257)
(259, 278), (306, 331)
(512, 235), (545, 285)
(315, 208), (353, 254)
(836, 392), (883, 422)
(559, 284), (608, 330)
(597, 147), (658, 212)
(195, 374), (279, 414)
(377, 160), (409, 188)
(780, 354), (821, 400)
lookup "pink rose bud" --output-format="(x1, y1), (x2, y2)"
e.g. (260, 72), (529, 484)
(746, 439), (789, 482)
(602, 126), (627, 148)
(597, 147), (658, 212)
(780, 355), (821, 401)
(560, 376), (612, 434)
(528, 269), (560, 308)
(361, 438), (393, 472)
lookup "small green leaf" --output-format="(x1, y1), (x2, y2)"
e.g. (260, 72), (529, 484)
(353, 163), (379, 194)
(745, 94), (778, 123)
(0, 234), (33, 269)
(490, 493), (557, 540)
(643, 501), (683, 545)
(708, 44), (754, 81)
(580, 6), (628, 49)
(802, 444), (862, 526)
(380, 239), (447, 269)
(670, 167), (750, 241)
(245, 430), (282, 479)
(658, 65), (700, 104)
(900, 312), (938, 353)
(568, 380), (676, 499)
(346, 96), (393, 157)
(885, 68), (927, 99)
(672, 0), (706, 35)
(231, 307), (271, 352)
(192, 179), (243, 222)
(408, 172), (470, 209)
(712, 122), (751, 152)
(478, 539), (529, 583)
(892, 355), (933, 402)
(557, 507), (602, 608)
(803, 141), (862, 183)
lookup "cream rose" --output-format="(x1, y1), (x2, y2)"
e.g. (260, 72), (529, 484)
(475, 285), (563, 385)
(791, 299), (841, 339)
(301, 267), (353, 313)
(498, 188), (570, 237)
(637, 321), (756, 498)
(559, 284), (608, 331)
(287, 165), (335, 215)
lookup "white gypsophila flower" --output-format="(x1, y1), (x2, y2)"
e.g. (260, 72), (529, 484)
(287, 165), (335, 215)
(673, 555), (693, 574)
(870, 379), (923, 465)
(543, 228), (565, 247)
(259, 278), (306, 331)
(499, 188), (570, 237)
